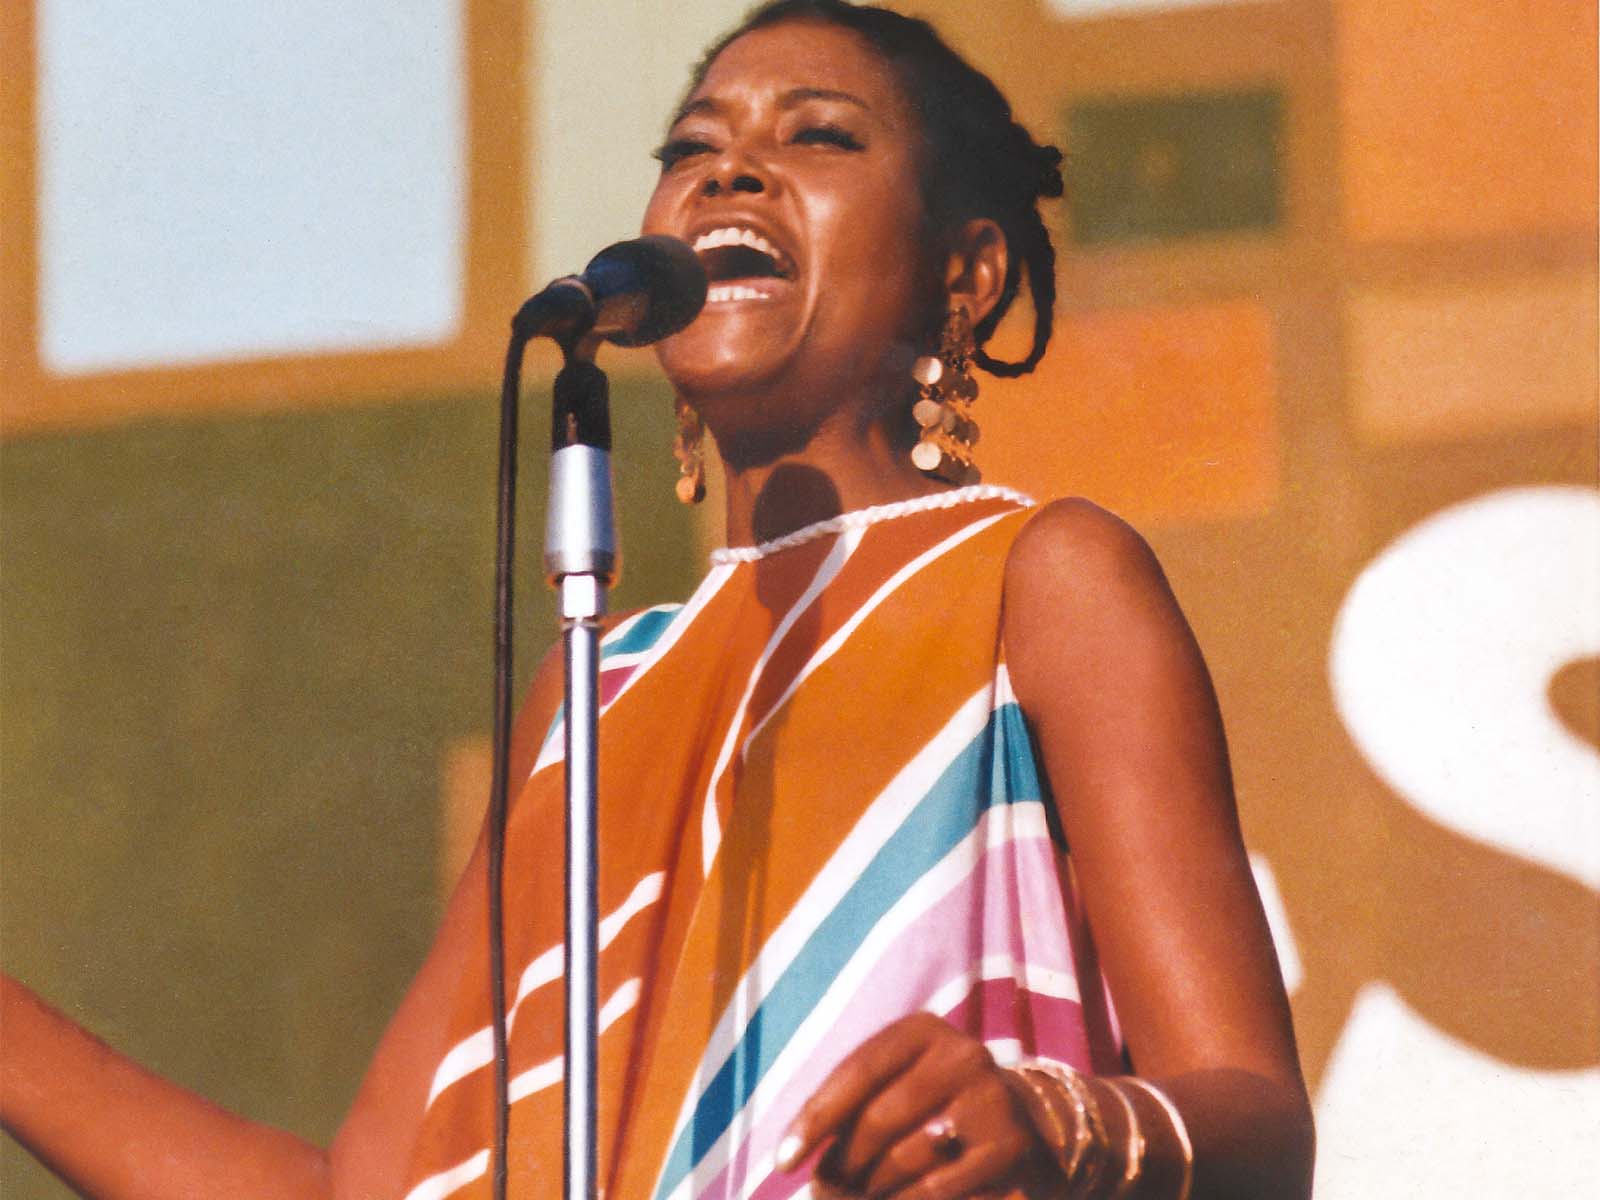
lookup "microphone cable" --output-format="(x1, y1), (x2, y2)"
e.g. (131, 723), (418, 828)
(487, 325), (528, 1200)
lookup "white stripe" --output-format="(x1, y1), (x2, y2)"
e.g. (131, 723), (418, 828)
(425, 872), (664, 1107)
(983, 1036), (1026, 1067)
(920, 952), (1082, 1018)
(993, 661), (1016, 707)
(594, 646), (660, 671)
(653, 683), (998, 1200)
(506, 976), (642, 1103)
(700, 529), (863, 877)
(402, 1149), (490, 1200)
(740, 509), (1018, 757)
(534, 564), (736, 773)
(506, 1053), (563, 1106)
(675, 801), (1061, 1200)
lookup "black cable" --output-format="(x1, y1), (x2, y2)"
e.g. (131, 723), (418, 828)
(488, 329), (528, 1200)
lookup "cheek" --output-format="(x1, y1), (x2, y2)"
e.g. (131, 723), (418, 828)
(816, 195), (931, 329)
(639, 177), (679, 234)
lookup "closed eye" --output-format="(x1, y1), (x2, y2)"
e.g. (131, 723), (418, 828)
(792, 125), (864, 151)
(653, 137), (716, 171)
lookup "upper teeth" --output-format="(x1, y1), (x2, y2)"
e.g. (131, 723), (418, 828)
(692, 226), (783, 261)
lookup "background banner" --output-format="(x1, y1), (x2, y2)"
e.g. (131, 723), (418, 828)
(2, 2), (1595, 1195)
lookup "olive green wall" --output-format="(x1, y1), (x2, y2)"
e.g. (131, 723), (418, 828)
(0, 383), (697, 1197)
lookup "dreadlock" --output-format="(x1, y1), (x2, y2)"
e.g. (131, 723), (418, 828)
(688, 0), (1064, 377)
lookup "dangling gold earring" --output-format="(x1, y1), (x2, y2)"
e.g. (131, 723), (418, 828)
(910, 307), (980, 484)
(673, 395), (706, 504)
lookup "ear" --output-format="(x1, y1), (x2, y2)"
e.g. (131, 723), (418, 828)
(942, 218), (1008, 326)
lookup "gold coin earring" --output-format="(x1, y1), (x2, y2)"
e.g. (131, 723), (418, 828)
(672, 395), (707, 504)
(909, 306), (980, 485)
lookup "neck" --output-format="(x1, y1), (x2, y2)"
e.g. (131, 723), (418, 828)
(714, 406), (948, 548)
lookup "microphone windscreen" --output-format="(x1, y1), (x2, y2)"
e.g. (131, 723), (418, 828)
(585, 235), (708, 347)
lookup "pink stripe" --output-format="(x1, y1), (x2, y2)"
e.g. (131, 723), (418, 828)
(940, 974), (1089, 1064)
(699, 828), (1085, 1200)
(599, 664), (637, 706)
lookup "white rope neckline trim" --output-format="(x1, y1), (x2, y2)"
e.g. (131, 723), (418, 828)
(709, 484), (1037, 564)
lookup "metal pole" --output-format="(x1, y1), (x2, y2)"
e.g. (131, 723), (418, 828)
(559, 575), (602, 1200)
(545, 355), (615, 1200)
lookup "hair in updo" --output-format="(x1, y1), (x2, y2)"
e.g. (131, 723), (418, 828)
(689, 0), (1064, 377)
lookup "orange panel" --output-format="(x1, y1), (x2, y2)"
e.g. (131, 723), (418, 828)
(982, 300), (1279, 523)
(1346, 274), (1599, 443)
(1337, 0), (1598, 242)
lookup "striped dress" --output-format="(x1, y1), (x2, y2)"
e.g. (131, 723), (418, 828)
(402, 486), (1122, 1200)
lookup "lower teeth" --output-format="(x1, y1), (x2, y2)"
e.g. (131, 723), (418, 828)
(707, 283), (769, 302)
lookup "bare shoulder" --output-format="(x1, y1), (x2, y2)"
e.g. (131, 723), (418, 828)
(1004, 498), (1180, 641)
(1013, 490), (1147, 549)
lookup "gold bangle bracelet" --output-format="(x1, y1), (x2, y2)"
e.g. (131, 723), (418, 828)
(1119, 1076), (1194, 1200)
(1002, 1068), (1072, 1178)
(1056, 1068), (1109, 1198)
(1103, 1079), (1145, 1197)
(1017, 1062), (1104, 1195)
(1022, 1066), (1093, 1186)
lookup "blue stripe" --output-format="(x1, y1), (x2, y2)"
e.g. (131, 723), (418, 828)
(653, 701), (1044, 1199)
(605, 604), (683, 656)
(538, 605), (686, 758)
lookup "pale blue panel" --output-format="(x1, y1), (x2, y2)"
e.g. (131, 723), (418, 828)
(38, 2), (464, 373)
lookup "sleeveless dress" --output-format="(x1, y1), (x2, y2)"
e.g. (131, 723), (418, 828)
(401, 486), (1122, 1200)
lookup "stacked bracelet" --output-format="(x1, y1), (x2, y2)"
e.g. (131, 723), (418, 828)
(1005, 1061), (1192, 1199)
(1102, 1080), (1145, 1197)
(1119, 1076), (1195, 1200)
(1007, 1060), (1107, 1197)
(1056, 1066), (1109, 1196)
(1002, 1067), (1073, 1175)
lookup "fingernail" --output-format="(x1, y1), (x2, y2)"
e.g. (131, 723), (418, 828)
(775, 1133), (802, 1171)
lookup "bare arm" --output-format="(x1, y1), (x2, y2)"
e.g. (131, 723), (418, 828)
(1, 642), (570, 1200)
(0, 976), (332, 1199)
(779, 500), (1313, 1199)
(1001, 498), (1314, 1199)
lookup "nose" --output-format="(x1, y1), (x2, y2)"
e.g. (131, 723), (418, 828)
(701, 173), (764, 197)
(700, 146), (771, 198)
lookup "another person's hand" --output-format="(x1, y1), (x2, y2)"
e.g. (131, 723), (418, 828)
(775, 1013), (1044, 1199)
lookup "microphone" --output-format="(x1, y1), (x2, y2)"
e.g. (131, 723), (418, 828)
(513, 235), (707, 347)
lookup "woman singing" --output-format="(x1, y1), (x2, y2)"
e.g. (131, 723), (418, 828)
(1, 3), (1314, 1197)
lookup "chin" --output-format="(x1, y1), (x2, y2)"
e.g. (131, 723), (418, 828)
(656, 326), (790, 403)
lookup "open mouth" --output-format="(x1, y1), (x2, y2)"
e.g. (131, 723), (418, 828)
(692, 226), (796, 302)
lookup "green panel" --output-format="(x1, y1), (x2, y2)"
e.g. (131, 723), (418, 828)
(0, 381), (696, 1197)
(1065, 89), (1283, 245)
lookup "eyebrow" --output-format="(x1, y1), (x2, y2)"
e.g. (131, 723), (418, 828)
(671, 87), (871, 126)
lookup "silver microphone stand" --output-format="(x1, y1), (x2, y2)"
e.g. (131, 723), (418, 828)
(490, 234), (702, 1200)
(543, 346), (614, 1200)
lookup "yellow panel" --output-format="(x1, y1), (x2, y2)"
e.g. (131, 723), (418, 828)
(440, 735), (491, 901)
(1346, 274), (1599, 443)
(982, 300), (1279, 523)
(1337, 0), (1598, 242)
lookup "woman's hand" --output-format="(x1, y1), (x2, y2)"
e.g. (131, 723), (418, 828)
(775, 1013), (1043, 1199)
